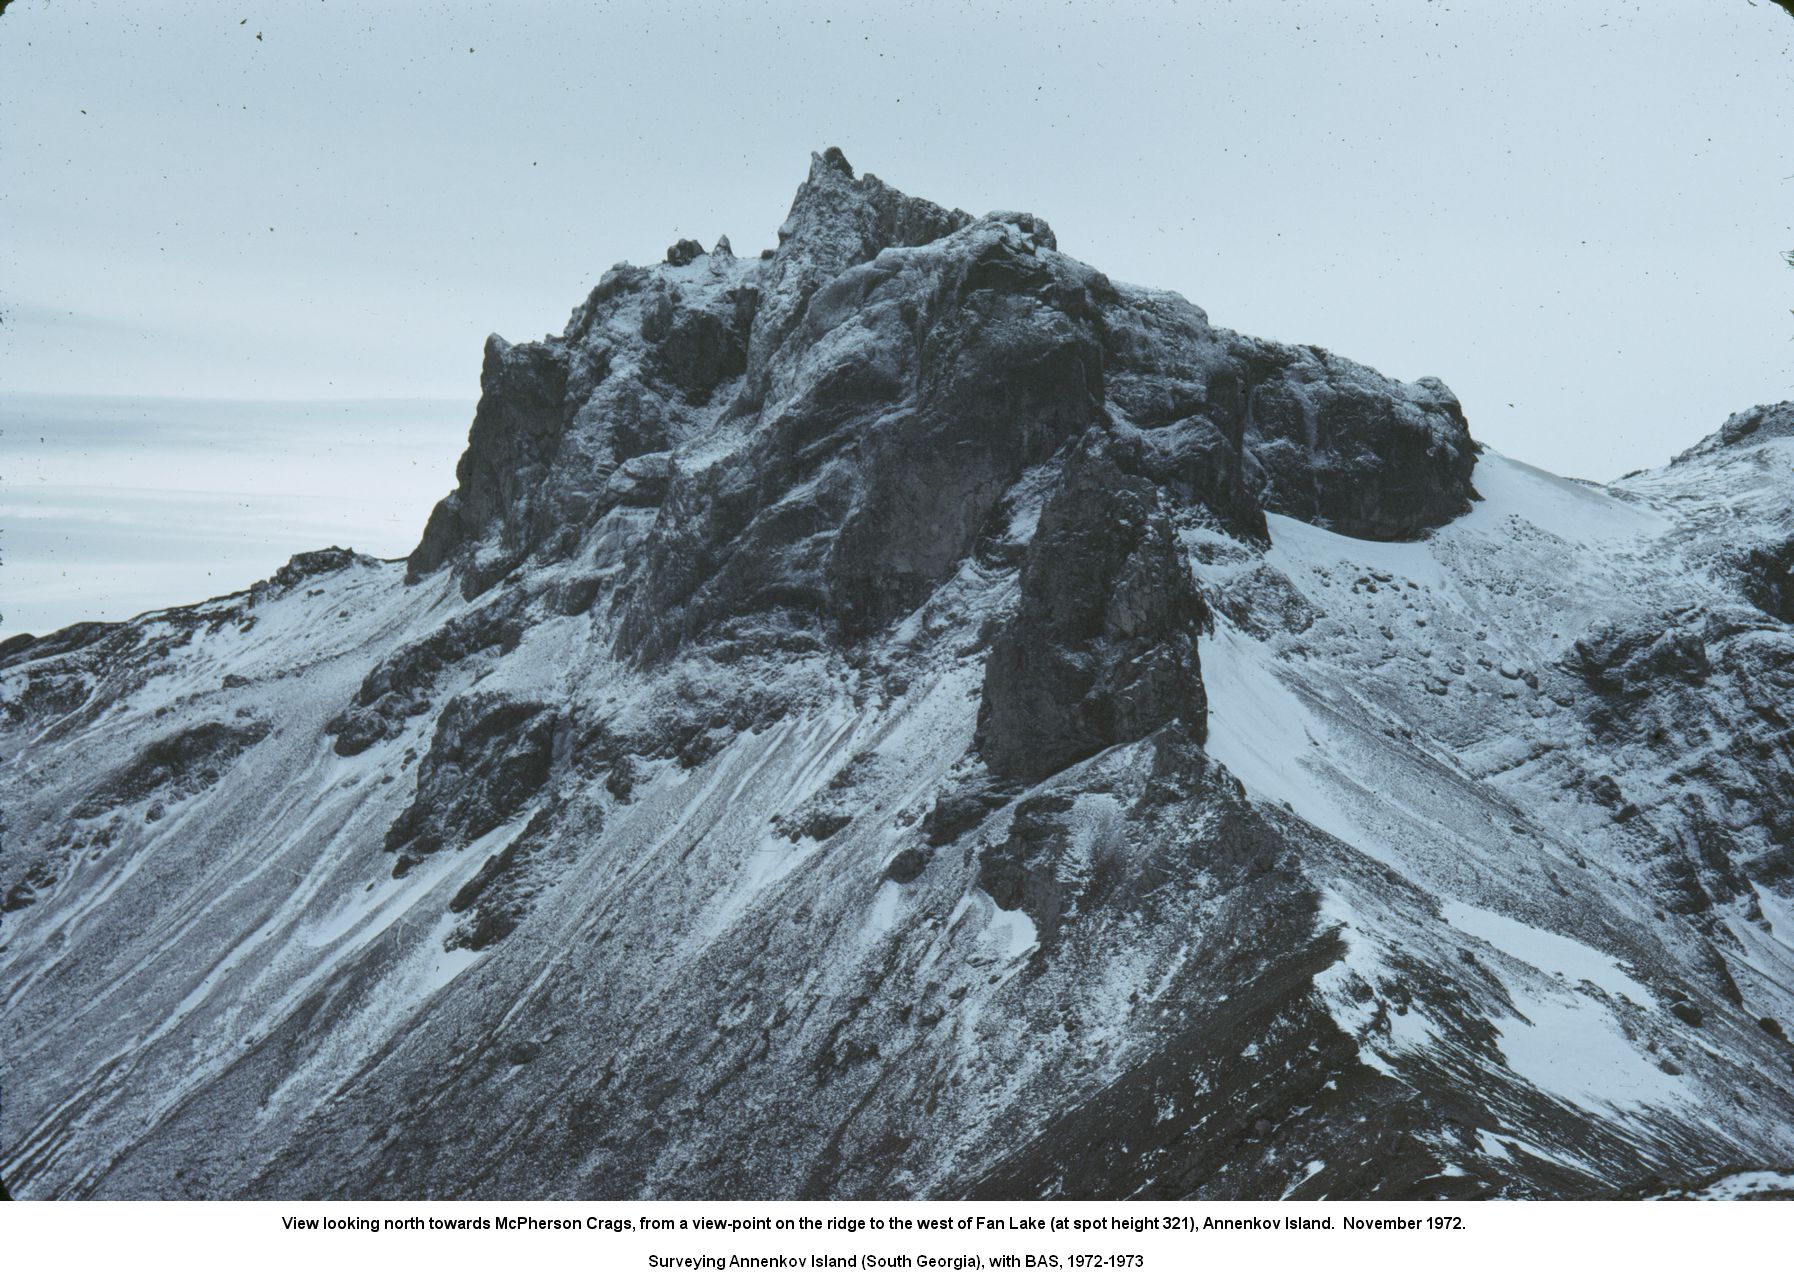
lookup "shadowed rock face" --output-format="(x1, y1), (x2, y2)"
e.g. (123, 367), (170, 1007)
(978, 436), (1209, 783)
(384, 693), (561, 877)
(409, 336), (571, 592)
(406, 148), (1478, 660)
(1235, 343), (1478, 540)
(1741, 538), (1794, 624)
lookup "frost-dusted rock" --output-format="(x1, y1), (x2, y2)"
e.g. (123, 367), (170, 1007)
(1571, 612), (1716, 699)
(977, 436), (1209, 782)
(615, 212), (1109, 659)
(884, 846), (929, 884)
(385, 694), (560, 876)
(69, 719), (271, 818)
(260, 546), (373, 595)
(444, 804), (577, 952)
(1675, 400), (1794, 463)
(408, 145), (1476, 644)
(1231, 340), (1478, 540)
(1098, 286), (1476, 542)
(325, 597), (525, 756)
(748, 146), (972, 393)
(408, 335), (572, 590)
(977, 792), (1077, 937)
(1096, 285), (1268, 540)
(821, 217), (1108, 639)
(2, 861), (57, 913)
(1741, 538), (1794, 623)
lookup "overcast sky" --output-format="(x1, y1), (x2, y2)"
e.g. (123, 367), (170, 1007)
(2, 0), (1792, 633)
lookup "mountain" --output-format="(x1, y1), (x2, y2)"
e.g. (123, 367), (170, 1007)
(3, 150), (1793, 1200)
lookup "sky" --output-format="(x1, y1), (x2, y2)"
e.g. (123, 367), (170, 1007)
(1, 0), (1791, 635)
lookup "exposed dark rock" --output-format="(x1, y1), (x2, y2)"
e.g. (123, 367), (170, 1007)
(1562, 604), (1794, 911)
(445, 805), (576, 952)
(1096, 286), (1267, 540)
(748, 147), (974, 392)
(404, 145), (1479, 665)
(977, 793), (1078, 939)
(408, 335), (573, 590)
(0, 621), (120, 674)
(786, 809), (852, 841)
(1233, 341), (1478, 540)
(1670, 1001), (1705, 1028)
(965, 888), (1460, 1200)
(1571, 615), (1714, 699)
(2, 860), (56, 912)
(1209, 563), (1319, 637)
(884, 847), (929, 884)
(615, 213), (1107, 661)
(604, 757), (638, 802)
(977, 436), (1209, 783)
(604, 452), (676, 508)
(1102, 284), (1476, 541)
(556, 574), (606, 616)
(1674, 401), (1794, 464)
(652, 302), (747, 404)
(70, 720), (271, 818)
(325, 597), (525, 756)
(260, 547), (371, 596)
(1588, 775), (1625, 807)
(385, 694), (559, 875)
(1, 666), (92, 730)
(1740, 538), (1794, 624)
(823, 221), (1106, 639)
(922, 783), (1014, 847)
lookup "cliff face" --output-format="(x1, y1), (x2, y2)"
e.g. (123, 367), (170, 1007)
(409, 147), (1476, 655)
(3, 151), (1793, 1201)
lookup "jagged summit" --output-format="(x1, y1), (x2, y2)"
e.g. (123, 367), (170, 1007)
(5, 154), (1794, 1202)
(407, 148), (1479, 673)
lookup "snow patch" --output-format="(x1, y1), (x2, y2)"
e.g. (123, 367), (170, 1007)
(1491, 991), (1689, 1114)
(1442, 900), (1654, 1007)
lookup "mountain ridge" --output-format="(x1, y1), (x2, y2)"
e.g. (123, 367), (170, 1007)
(3, 150), (1793, 1200)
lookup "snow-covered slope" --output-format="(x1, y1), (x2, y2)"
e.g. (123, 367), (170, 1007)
(4, 153), (1792, 1200)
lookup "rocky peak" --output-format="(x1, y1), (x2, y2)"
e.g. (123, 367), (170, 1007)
(1675, 401), (1794, 464)
(748, 147), (974, 390)
(406, 150), (1479, 662)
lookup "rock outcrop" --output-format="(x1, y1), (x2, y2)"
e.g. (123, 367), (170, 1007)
(1675, 400), (1794, 464)
(407, 148), (1478, 661)
(978, 435), (1209, 782)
